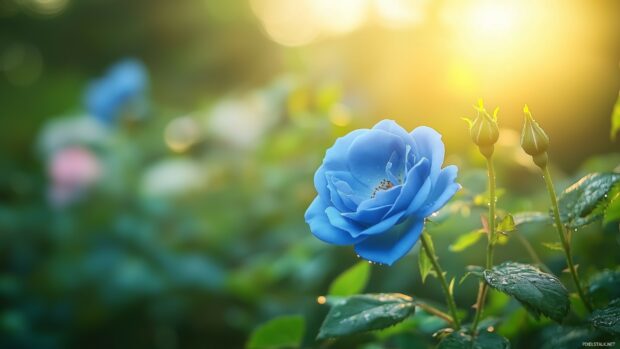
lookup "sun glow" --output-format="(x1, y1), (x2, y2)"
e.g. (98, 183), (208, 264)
(467, 1), (519, 37)
(250, 0), (428, 46)
(441, 0), (526, 47)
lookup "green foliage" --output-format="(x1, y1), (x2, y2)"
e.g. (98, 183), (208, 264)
(610, 91), (620, 140)
(589, 299), (620, 336)
(437, 330), (510, 349)
(328, 261), (371, 296)
(603, 191), (620, 224)
(539, 326), (599, 349)
(246, 315), (305, 349)
(483, 262), (570, 322)
(496, 214), (516, 233)
(557, 173), (620, 229)
(588, 269), (620, 307)
(317, 294), (416, 340)
(449, 230), (484, 252)
(375, 309), (449, 340)
(419, 232), (436, 283)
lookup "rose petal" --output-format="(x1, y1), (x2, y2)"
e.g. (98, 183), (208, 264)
(325, 206), (363, 236)
(313, 129), (369, 207)
(355, 184), (401, 214)
(323, 129), (368, 172)
(373, 119), (416, 150)
(342, 204), (393, 226)
(410, 126), (445, 180)
(354, 217), (425, 265)
(347, 129), (406, 188)
(386, 158), (430, 217)
(305, 197), (367, 245)
(418, 165), (460, 217)
(348, 210), (406, 238)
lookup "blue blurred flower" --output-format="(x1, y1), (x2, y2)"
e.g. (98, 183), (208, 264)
(305, 120), (460, 265)
(85, 59), (148, 125)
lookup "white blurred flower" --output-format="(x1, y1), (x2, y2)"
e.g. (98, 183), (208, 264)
(38, 115), (110, 157)
(207, 92), (278, 149)
(140, 158), (206, 198)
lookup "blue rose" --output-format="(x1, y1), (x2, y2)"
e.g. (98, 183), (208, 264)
(85, 59), (149, 125)
(305, 120), (460, 265)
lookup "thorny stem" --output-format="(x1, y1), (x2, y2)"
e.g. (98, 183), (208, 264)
(420, 232), (461, 330)
(414, 301), (455, 325)
(472, 155), (496, 333)
(542, 166), (593, 312)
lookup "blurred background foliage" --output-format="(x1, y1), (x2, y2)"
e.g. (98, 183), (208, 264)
(0, 0), (619, 348)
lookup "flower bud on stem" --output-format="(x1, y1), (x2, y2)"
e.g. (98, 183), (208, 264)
(465, 100), (500, 159)
(520, 105), (550, 169)
(520, 105), (593, 313)
(466, 100), (499, 334)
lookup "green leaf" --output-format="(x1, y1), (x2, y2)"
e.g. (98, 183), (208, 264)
(541, 242), (563, 251)
(557, 173), (620, 229)
(449, 230), (484, 252)
(588, 268), (620, 307)
(539, 325), (598, 349)
(317, 293), (415, 340)
(603, 192), (620, 224)
(246, 315), (305, 349)
(437, 330), (510, 349)
(497, 214), (516, 233)
(377, 307), (451, 340)
(328, 261), (371, 296)
(589, 298), (620, 335)
(419, 232), (436, 283)
(483, 262), (570, 322)
(512, 212), (550, 226)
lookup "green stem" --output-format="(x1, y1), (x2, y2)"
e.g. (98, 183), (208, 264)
(414, 301), (455, 325)
(542, 166), (593, 313)
(420, 232), (461, 330)
(486, 156), (496, 269)
(472, 155), (496, 333)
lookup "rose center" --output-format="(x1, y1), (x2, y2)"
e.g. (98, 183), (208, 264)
(370, 179), (394, 198)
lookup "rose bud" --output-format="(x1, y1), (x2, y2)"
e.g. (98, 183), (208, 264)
(520, 105), (550, 168)
(466, 100), (499, 158)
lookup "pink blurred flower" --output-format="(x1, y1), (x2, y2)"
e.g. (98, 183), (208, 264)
(47, 146), (102, 207)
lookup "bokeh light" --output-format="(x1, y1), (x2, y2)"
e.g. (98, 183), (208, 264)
(250, 0), (321, 47)
(374, 0), (428, 29)
(17, 0), (69, 16)
(164, 116), (202, 153)
(311, 0), (368, 35)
